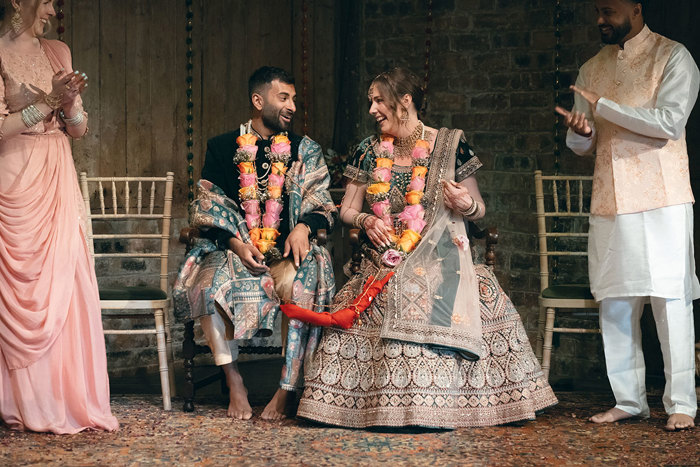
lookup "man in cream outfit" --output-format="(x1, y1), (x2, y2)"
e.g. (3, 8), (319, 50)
(557, 0), (699, 431)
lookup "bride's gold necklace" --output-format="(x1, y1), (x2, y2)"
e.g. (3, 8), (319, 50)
(393, 121), (424, 160)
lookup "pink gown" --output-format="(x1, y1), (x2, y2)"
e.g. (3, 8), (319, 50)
(0, 39), (118, 434)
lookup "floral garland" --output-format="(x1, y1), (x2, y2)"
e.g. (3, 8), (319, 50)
(233, 127), (291, 260)
(366, 129), (431, 267)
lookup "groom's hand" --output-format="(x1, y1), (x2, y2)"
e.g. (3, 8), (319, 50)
(284, 223), (311, 267)
(229, 237), (269, 275)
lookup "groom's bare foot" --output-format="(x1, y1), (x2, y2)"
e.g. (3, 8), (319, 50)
(589, 407), (636, 424)
(261, 388), (292, 421)
(223, 363), (252, 420)
(665, 413), (695, 431)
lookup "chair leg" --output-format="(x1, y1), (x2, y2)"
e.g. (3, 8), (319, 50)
(163, 305), (176, 397)
(535, 305), (546, 361)
(154, 308), (172, 410)
(541, 307), (556, 381)
(182, 320), (196, 412)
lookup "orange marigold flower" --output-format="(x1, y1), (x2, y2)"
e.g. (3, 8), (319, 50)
(376, 157), (393, 168)
(237, 133), (258, 147)
(397, 229), (422, 253)
(405, 190), (424, 205)
(412, 166), (428, 178)
(271, 162), (288, 175)
(238, 162), (255, 174)
(239, 185), (257, 199)
(260, 227), (280, 241)
(272, 134), (291, 145)
(257, 239), (277, 253)
(268, 185), (283, 199)
(249, 227), (261, 245)
(415, 139), (430, 149)
(366, 182), (391, 195)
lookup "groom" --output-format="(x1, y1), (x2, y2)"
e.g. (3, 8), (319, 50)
(174, 66), (336, 420)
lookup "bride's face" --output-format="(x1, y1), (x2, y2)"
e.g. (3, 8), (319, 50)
(17, 0), (55, 37)
(368, 87), (400, 136)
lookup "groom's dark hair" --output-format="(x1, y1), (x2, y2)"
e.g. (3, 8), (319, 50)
(248, 66), (295, 102)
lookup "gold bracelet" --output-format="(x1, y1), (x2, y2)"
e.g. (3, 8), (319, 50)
(44, 92), (62, 110)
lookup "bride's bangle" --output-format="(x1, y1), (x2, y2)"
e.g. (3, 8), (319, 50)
(352, 212), (371, 230)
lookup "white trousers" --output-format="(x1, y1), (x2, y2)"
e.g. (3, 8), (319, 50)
(600, 296), (696, 417)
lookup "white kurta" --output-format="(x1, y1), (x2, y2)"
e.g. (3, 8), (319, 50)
(588, 204), (700, 301)
(566, 37), (700, 301)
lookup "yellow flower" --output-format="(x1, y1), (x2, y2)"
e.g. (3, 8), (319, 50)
(271, 162), (288, 175)
(376, 157), (393, 168)
(366, 182), (391, 195)
(412, 166), (428, 178)
(272, 134), (291, 145)
(380, 134), (395, 144)
(239, 185), (257, 200)
(257, 239), (277, 254)
(268, 185), (282, 199)
(238, 162), (255, 174)
(397, 229), (422, 253)
(237, 133), (258, 147)
(405, 190), (424, 205)
(260, 227), (280, 241)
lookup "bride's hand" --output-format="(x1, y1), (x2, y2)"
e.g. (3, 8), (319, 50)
(442, 180), (474, 213)
(364, 215), (394, 248)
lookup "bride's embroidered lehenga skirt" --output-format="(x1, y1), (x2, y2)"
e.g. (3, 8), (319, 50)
(297, 264), (557, 428)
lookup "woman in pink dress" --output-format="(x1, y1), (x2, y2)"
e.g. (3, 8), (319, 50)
(0, 0), (118, 433)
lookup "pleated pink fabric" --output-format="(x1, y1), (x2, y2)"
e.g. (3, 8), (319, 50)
(0, 39), (118, 433)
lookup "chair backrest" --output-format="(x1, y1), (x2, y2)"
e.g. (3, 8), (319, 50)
(534, 170), (592, 292)
(79, 172), (174, 292)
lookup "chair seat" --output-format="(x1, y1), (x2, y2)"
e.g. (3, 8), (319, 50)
(99, 286), (167, 301)
(541, 285), (594, 300)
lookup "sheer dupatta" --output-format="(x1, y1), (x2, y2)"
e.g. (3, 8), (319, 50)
(380, 128), (484, 359)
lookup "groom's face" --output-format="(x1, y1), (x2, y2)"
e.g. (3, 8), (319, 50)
(259, 80), (297, 134)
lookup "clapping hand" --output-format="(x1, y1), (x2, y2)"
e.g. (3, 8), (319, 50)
(555, 85), (600, 137)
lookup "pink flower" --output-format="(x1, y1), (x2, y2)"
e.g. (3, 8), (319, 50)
(268, 173), (285, 187)
(265, 199), (284, 216)
(373, 167), (392, 183)
(239, 173), (256, 187)
(371, 200), (390, 218)
(412, 146), (429, 159)
(381, 249), (403, 267)
(271, 142), (291, 154)
(407, 177), (425, 192)
(245, 213), (260, 229)
(241, 199), (260, 215)
(453, 234), (470, 251)
(397, 204), (425, 221)
(405, 218), (427, 233)
(240, 144), (258, 155)
(379, 140), (394, 153)
(262, 212), (280, 228)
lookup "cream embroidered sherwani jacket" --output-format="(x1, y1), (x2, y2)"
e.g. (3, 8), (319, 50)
(567, 25), (700, 216)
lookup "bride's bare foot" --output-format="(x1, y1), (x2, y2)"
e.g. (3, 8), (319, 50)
(223, 363), (252, 420)
(261, 388), (292, 421)
(665, 413), (695, 431)
(589, 407), (636, 424)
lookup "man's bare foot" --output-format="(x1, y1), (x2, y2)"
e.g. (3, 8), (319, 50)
(223, 363), (252, 420)
(261, 388), (292, 421)
(665, 413), (695, 431)
(589, 407), (636, 424)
